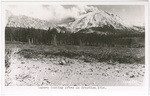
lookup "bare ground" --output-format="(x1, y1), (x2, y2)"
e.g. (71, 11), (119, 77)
(5, 44), (145, 86)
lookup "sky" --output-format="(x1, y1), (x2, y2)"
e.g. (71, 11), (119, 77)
(5, 5), (145, 26)
(91, 5), (145, 26)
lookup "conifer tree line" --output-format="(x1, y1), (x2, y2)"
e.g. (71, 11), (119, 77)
(5, 27), (145, 48)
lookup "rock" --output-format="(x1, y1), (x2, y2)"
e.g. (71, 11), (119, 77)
(130, 75), (135, 78)
(126, 72), (129, 75)
(21, 61), (25, 64)
(59, 58), (72, 65)
(59, 59), (66, 65)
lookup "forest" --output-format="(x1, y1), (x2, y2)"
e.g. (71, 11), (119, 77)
(5, 27), (145, 48)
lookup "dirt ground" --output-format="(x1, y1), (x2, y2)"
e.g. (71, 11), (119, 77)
(5, 44), (145, 86)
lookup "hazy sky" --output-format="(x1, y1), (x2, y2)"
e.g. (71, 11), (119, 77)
(93, 5), (145, 25)
(6, 5), (145, 26)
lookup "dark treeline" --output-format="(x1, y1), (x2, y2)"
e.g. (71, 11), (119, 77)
(5, 27), (145, 48)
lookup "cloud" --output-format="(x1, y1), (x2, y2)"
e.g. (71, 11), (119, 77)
(6, 5), (54, 21)
(5, 5), (99, 22)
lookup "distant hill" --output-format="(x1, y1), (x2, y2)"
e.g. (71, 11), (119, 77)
(7, 15), (56, 30)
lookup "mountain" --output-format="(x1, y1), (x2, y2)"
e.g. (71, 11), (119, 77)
(64, 10), (137, 33)
(6, 15), (55, 30)
(6, 9), (144, 34)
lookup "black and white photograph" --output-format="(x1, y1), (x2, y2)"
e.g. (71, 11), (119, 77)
(4, 4), (146, 87)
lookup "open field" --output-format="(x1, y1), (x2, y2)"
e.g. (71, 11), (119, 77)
(5, 43), (145, 86)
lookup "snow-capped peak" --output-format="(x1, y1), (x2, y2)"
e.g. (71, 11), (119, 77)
(68, 9), (133, 32)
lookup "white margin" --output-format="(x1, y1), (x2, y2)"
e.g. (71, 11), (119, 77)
(0, 1), (150, 96)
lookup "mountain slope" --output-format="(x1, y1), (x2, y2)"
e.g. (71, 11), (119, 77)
(67, 10), (134, 33)
(6, 15), (56, 30)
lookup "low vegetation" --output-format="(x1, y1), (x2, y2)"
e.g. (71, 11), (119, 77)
(5, 43), (144, 64)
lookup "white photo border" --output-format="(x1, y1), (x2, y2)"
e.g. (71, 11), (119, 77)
(1, 1), (149, 96)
